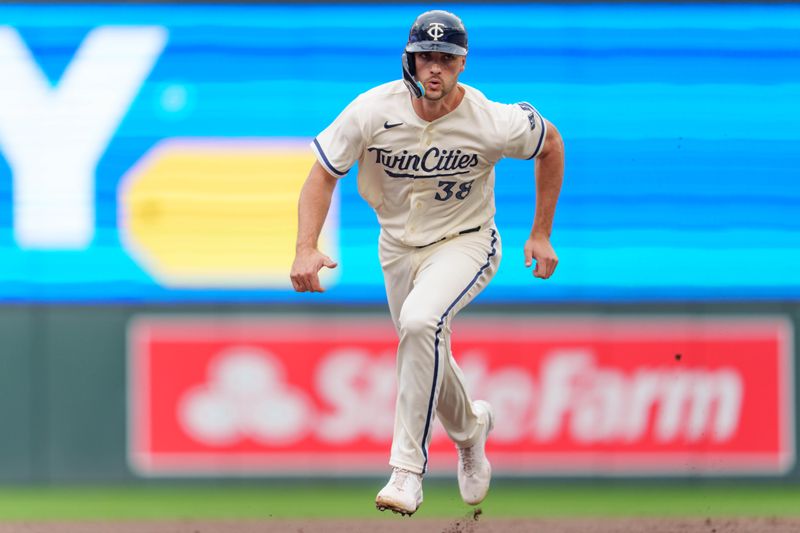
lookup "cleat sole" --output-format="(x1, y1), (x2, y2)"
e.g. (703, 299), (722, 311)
(375, 502), (417, 516)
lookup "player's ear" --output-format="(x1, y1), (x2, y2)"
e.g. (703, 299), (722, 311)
(460, 56), (466, 73)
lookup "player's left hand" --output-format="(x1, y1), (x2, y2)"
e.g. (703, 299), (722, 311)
(524, 234), (558, 279)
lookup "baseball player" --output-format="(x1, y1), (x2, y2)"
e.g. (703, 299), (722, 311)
(290, 9), (564, 515)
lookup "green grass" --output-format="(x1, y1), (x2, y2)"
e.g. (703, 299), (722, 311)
(0, 482), (799, 521)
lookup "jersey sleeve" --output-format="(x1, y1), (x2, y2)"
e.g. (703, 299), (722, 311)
(502, 101), (548, 160)
(310, 98), (367, 177)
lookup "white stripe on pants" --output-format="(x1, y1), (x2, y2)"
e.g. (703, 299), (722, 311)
(378, 225), (501, 474)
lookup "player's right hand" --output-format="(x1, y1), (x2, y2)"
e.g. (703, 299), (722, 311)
(290, 248), (338, 292)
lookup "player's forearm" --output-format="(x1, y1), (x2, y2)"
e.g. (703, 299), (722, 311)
(295, 163), (338, 252)
(531, 124), (565, 238)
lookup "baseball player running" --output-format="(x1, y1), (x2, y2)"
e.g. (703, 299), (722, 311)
(290, 9), (564, 516)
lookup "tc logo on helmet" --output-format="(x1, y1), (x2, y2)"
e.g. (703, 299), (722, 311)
(427, 23), (445, 41)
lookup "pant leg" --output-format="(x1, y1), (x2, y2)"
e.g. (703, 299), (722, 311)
(385, 227), (501, 474)
(436, 328), (484, 447)
(378, 229), (416, 334)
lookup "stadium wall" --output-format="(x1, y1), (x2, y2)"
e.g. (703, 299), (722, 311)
(0, 303), (797, 483)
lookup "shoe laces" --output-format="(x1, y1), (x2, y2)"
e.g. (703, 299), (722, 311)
(458, 446), (476, 476)
(392, 468), (412, 490)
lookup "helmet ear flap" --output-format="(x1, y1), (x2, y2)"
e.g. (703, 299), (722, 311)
(404, 51), (416, 76)
(401, 52), (424, 99)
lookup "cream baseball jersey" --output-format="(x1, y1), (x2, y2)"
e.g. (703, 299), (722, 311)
(311, 80), (547, 247)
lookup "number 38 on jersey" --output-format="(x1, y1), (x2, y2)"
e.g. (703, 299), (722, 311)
(435, 179), (474, 201)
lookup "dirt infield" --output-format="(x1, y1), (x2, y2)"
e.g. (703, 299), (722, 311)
(3, 517), (800, 533)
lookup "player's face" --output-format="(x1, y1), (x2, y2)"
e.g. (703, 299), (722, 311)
(414, 51), (465, 101)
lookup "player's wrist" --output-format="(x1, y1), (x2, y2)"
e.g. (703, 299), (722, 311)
(295, 242), (319, 254)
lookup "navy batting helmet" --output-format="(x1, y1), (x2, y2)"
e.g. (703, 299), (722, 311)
(406, 10), (468, 57)
(401, 10), (468, 98)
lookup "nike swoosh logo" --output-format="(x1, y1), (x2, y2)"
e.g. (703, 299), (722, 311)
(384, 121), (403, 129)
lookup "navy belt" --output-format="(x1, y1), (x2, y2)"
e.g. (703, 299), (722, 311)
(415, 226), (482, 249)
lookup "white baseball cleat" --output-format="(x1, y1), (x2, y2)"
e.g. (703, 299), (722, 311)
(457, 400), (494, 505)
(375, 467), (423, 516)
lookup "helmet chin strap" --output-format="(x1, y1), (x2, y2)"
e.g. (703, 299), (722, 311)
(401, 53), (425, 99)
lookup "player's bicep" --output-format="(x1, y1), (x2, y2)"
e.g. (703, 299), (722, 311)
(309, 160), (341, 189)
(537, 120), (564, 161)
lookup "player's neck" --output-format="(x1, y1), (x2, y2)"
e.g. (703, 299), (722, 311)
(413, 85), (464, 122)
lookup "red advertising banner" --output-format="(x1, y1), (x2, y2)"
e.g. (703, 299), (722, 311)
(128, 315), (794, 476)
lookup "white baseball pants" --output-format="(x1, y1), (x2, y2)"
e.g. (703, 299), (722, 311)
(378, 224), (501, 474)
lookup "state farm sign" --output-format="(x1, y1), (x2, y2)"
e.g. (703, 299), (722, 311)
(127, 315), (794, 476)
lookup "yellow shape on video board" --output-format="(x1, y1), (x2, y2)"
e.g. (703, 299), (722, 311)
(119, 138), (338, 288)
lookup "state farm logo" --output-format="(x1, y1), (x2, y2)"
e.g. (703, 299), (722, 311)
(151, 346), (748, 449)
(178, 348), (312, 445)
(128, 316), (794, 476)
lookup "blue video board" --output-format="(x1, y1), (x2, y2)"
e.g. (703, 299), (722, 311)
(0, 4), (798, 302)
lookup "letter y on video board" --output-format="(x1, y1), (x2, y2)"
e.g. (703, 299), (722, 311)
(0, 26), (167, 249)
